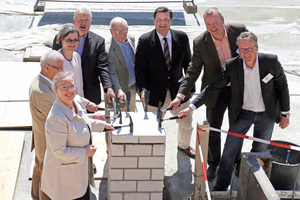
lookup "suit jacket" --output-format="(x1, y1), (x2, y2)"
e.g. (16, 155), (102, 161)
(53, 31), (112, 104)
(41, 95), (105, 200)
(135, 29), (195, 107)
(179, 24), (248, 108)
(29, 74), (56, 161)
(192, 53), (290, 124)
(106, 35), (136, 94)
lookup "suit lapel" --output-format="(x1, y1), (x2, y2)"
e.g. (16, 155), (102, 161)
(81, 32), (90, 62)
(171, 29), (179, 69)
(151, 30), (166, 66)
(226, 25), (239, 57)
(111, 38), (127, 71)
(237, 57), (244, 103)
(204, 32), (221, 70)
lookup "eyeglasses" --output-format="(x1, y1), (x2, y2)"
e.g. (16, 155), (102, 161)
(113, 28), (128, 34)
(65, 39), (79, 43)
(239, 45), (257, 52)
(155, 19), (171, 23)
(59, 85), (75, 92)
(48, 64), (63, 71)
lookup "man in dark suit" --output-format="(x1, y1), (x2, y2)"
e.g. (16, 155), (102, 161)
(52, 7), (115, 104)
(135, 6), (196, 158)
(170, 7), (248, 180)
(178, 31), (290, 191)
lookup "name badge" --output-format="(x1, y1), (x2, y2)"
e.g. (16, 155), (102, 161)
(262, 73), (274, 84)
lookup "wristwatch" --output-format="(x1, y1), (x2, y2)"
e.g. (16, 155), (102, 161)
(281, 113), (290, 118)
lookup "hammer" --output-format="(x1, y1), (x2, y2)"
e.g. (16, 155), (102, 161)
(158, 115), (181, 128)
(156, 101), (173, 119)
(104, 114), (133, 132)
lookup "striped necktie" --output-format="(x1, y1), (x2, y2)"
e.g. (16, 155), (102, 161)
(163, 37), (171, 71)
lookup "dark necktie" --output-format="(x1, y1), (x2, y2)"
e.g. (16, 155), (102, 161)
(163, 37), (171, 71)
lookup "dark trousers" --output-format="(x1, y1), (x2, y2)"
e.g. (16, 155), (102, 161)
(206, 87), (231, 167)
(215, 110), (275, 190)
(74, 186), (90, 200)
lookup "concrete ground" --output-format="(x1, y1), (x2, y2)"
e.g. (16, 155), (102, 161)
(0, 0), (300, 200)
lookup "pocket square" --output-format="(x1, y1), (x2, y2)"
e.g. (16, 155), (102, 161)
(262, 73), (274, 84)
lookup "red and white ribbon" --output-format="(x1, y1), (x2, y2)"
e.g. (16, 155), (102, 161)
(199, 127), (300, 152)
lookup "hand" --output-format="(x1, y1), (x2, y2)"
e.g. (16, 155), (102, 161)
(140, 91), (145, 103)
(170, 97), (181, 110)
(105, 123), (115, 131)
(117, 90), (126, 103)
(178, 107), (193, 119)
(85, 101), (98, 112)
(279, 116), (289, 129)
(85, 144), (97, 157)
(189, 92), (195, 99)
(106, 88), (116, 103)
(92, 111), (106, 121)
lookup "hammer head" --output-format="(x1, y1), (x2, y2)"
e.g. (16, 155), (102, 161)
(129, 114), (133, 133)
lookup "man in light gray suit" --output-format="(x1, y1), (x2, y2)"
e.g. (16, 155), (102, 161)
(29, 50), (64, 200)
(106, 17), (137, 111)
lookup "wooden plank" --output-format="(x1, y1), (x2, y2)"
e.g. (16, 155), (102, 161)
(194, 122), (209, 200)
(0, 131), (25, 200)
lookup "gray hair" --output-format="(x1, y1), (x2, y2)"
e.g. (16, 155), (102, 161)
(56, 24), (80, 45)
(53, 71), (75, 88)
(236, 31), (258, 46)
(110, 17), (128, 29)
(74, 7), (92, 21)
(40, 50), (63, 69)
(203, 7), (223, 20)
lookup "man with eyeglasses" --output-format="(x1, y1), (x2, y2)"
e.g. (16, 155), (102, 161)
(52, 7), (115, 105)
(170, 7), (248, 181)
(178, 31), (290, 191)
(29, 50), (107, 200)
(105, 17), (137, 112)
(135, 6), (196, 158)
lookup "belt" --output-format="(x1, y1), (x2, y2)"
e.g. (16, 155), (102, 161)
(242, 109), (266, 115)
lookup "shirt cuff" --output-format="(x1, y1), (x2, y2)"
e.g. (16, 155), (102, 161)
(189, 104), (196, 111)
(176, 93), (186, 101)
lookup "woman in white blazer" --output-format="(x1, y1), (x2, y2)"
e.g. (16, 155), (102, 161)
(41, 71), (114, 200)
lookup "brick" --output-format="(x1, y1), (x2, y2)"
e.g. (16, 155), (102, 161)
(152, 144), (165, 156)
(125, 144), (152, 156)
(110, 181), (137, 192)
(110, 169), (123, 180)
(139, 157), (165, 168)
(124, 169), (151, 180)
(137, 181), (164, 192)
(151, 192), (163, 200)
(110, 157), (137, 168)
(112, 135), (139, 143)
(109, 193), (123, 200)
(151, 169), (164, 180)
(110, 144), (124, 156)
(139, 135), (166, 144)
(124, 193), (150, 200)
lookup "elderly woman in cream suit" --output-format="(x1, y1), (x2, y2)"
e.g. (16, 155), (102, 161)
(41, 71), (114, 200)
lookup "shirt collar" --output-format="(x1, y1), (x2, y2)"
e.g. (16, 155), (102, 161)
(211, 27), (228, 43)
(156, 30), (171, 42)
(114, 37), (129, 46)
(243, 55), (259, 70)
(39, 73), (53, 85)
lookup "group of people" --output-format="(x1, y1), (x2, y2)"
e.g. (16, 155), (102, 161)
(29, 5), (290, 200)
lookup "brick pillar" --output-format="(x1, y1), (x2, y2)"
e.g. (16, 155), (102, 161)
(108, 112), (166, 200)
